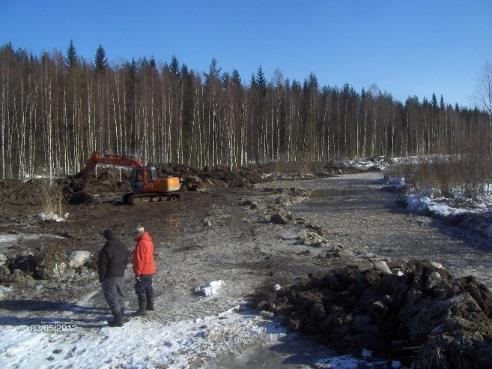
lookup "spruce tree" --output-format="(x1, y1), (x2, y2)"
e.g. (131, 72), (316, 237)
(65, 40), (78, 69)
(94, 45), (107, 73)
(169, 55), (180, 77)
(256, 66), (266, 89)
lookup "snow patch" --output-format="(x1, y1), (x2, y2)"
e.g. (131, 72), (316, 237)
(0, 233), (64, 247)
(68, 251), (91, 268)
(314, 355), (387, 369)
(35, 212), (68, 222)
(403, 194), (470, 217)
(0, 307), (283, 369)
(0, 285), (12, 298)
(194, 280), (224, 297)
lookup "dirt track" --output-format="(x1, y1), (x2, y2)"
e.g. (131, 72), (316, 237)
(2, 171), (492, 368)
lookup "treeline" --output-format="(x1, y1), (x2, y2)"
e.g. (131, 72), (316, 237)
(0, 42), (490, 180)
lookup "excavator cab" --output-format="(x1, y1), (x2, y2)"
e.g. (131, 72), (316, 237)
(130, 166), (161, 193)
(149, 166), (158, 181)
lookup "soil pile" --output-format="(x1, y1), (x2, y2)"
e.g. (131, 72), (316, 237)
(260, 260), (492, 369)
(156, 164), (264, 191)
(0, 179), (42, 205)
(62, 169), (131, 194)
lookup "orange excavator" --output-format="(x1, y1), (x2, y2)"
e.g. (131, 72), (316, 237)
(78, 152), (181, 205)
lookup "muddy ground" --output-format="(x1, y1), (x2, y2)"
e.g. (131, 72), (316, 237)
(1, 169), (492, 368)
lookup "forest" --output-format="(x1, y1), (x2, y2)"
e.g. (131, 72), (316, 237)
(0, 41), (490, 180)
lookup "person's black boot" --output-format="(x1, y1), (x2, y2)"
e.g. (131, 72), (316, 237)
(135, 294), (147, 316)
(146, 290), (154, 311)
(120, 306), (129, 323)
(108, 311), (124, 327)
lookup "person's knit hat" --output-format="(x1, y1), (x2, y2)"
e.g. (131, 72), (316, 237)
(132, 225), (145, 237)
(102, 228), (115, 240)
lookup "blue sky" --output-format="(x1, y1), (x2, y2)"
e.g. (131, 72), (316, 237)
(1, 0), (491, 106)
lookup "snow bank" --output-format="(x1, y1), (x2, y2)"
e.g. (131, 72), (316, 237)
(194, 280), (224, 297)
(342, 157), (388, 171)
(403, 194), (469, 217)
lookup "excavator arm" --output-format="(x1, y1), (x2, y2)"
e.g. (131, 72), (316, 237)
(78, 152), (144, 191)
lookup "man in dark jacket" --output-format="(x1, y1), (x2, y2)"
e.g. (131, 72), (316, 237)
(98, 228), (129, 327)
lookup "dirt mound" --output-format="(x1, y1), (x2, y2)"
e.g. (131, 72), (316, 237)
(0, 179), (43, 205)
(62, 168), (131, 195)
(157, 164), (263, 191)
(259, 260), (492, 369)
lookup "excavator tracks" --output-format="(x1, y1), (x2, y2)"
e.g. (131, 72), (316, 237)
(122, 192), (181, 205)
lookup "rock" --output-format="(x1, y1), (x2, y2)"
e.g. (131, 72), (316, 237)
(272, 283), (282, 291)
(68, 250), (91, 268)
(0, 253), (6, 266)
(260, 310), (275, 319)
(240, 199), (256, 208)
(373, 260), (392, 274)
(427, 261), (444, 269)
(11, 269), (33, 284)
(78, 266), (89, 275)
(298, 229), (325, 247)
(0, 264), (11, 282)
(36, 244), (68, 279)
(270, 211), (292, 225)
(425, 271), (442, 290)
(202, 217), (213, 227)
(279, 230), (298, 240)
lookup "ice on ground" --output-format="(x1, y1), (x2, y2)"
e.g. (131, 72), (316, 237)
(194, 280), (224, 297)
(314, 355), (392, 369)
(0, 233), (65, 248)
(34, 212), (68, 222)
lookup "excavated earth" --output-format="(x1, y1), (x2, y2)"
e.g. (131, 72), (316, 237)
(1, 166), (492, 368)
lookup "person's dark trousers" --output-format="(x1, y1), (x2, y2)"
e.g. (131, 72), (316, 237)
(134, 275), (153, 315)
(101, 276), (126, 326)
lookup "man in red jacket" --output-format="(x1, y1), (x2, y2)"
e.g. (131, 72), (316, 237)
(132, 225), (156, 316)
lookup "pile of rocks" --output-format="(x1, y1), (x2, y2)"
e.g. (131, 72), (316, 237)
(259, 260), (492, 369)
